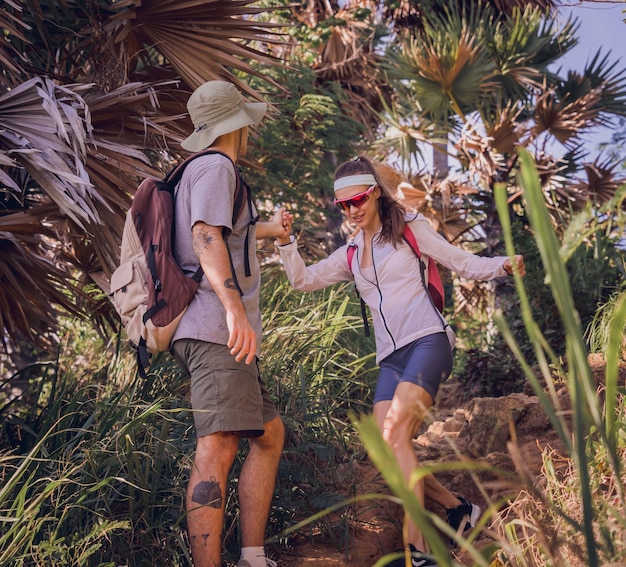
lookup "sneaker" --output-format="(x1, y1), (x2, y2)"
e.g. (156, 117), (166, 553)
(236, 558), (277, 567)
(384, 544), (437, 567)
(446, 496), (481, 534)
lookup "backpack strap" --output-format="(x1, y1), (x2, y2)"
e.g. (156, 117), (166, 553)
(167, 149), (249, 223)
(346, 241), (371, 338)
(136, 337), (151, 380)
(402, 224), (446, 319)
(169, 149), (257, 290)
(347, 241), (357, 271)
(237, 170), (260, 278)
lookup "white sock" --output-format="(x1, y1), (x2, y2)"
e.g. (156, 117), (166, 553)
(240, 546), (266, 567)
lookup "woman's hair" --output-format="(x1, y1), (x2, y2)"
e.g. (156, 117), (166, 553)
(334, 155), (406, 246)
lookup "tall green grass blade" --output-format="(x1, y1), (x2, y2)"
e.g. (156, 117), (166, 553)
(353, 414), (459, 567)
(605, 291), (626, 462)
(513, 149), (601, 565)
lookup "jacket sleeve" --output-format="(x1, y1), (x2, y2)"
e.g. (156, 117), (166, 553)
(277, 237), (354, 292)
(408, 217), (508, 280)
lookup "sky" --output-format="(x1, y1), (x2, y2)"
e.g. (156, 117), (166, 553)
(553, 1), (626, 153)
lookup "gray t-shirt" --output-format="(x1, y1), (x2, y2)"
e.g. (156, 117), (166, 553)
(172, 153), (262, 354)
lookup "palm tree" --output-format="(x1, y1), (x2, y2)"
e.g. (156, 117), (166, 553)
(379, 0), (626, 227)
(376, 0), (626, 317)
(0, 0), (286, 349)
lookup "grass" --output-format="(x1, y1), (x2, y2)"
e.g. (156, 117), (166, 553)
(0, 278), (378, 566)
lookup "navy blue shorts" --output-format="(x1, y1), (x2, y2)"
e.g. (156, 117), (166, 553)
(374, 332), (453, 404)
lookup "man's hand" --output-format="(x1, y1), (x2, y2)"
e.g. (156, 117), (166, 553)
(503, 254), (526, 276)
(256, 207), (293, 241)
(226, 307), (257, 365)
(274, 207), (293, 245)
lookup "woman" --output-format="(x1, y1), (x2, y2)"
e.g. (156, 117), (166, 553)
(276, 156), (525, 566)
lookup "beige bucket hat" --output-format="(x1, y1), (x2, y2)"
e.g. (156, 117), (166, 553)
(181, 81), (267, 152)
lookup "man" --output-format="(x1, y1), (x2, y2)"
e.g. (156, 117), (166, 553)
(172, 80), (290, 567)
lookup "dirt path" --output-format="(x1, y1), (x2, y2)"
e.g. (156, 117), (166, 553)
(276, 355), (624, 566)
(276, 378), (571, 567)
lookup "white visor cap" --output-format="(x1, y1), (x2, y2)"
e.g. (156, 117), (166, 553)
(333, 174), (377, 192)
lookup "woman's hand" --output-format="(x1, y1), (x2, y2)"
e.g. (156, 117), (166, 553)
(255, 207), (293, 241)
(503, 254), (526, 277)
(274, 207), (293, 245)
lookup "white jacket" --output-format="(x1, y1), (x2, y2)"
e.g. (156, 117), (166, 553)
(277, 214), (509, 363)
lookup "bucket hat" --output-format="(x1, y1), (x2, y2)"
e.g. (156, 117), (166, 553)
(181, 81), (267, 152)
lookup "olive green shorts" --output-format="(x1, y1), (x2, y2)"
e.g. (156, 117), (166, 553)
(172, 339), (278, 438)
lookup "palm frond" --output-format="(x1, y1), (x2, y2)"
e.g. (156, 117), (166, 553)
(0, 231), (84, 347)
(0, 1), (289, 349)
(576, 154), (626, 205)
(385, 23), (497, 122)
(400, 174), (474, 242)
(0, 0), (30, 84)
(371, 96), (429, 167)
(485, 102), (524, 154)
(0, 204), (59, 234)
(561, 51), (626, 119)
(308, 6), (389, 138)
(532, 151), (588, 210)
(509, 4), (577, 70)
(104, 0), (286, 95)
(455, 122), (508, 179)
(533, 85), (605, 147)
(383, 0), (423, 31)
(486, 5), (569, 102)
(0, 77), (100, 227)
(82, 81), (196, 275)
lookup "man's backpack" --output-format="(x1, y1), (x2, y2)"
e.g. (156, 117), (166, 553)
(109, 149), (252, 375)
(346, 223), (445, 336)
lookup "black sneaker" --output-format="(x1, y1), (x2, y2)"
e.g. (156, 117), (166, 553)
(446, 496), (481, 534)
(385, 544), (437, 567)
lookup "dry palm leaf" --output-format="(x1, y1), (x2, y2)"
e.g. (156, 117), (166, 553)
(384, 0), (423, 31)
(401, 174), (473, 242)
(533, 86), (604, 148)
(455, 123), (507, 180)
(575, 155), (626, 206)
(486, 102), (524, 155)
(316, 13), (375, 83)
(0, 231), (84, 347)
(313, 8), (387, 138)
(0, 77), (103, 227)
(81, 81), (187, 274)
(0, 204), (59, 235)
(0, 0), (30, 83)
(104, 0), (286, 96)
(533, 151), (587, 210)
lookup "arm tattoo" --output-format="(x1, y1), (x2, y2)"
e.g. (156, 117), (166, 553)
(191, 477), (223, 508)
(193, 232), (216, 258)
(224, 278), (237, 290)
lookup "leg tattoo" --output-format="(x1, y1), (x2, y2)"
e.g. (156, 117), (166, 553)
(191, 476), (223, 508)
(189, 533), (211, 550)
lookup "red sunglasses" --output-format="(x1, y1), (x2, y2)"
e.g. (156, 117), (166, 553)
(334, 185), (377, 211)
